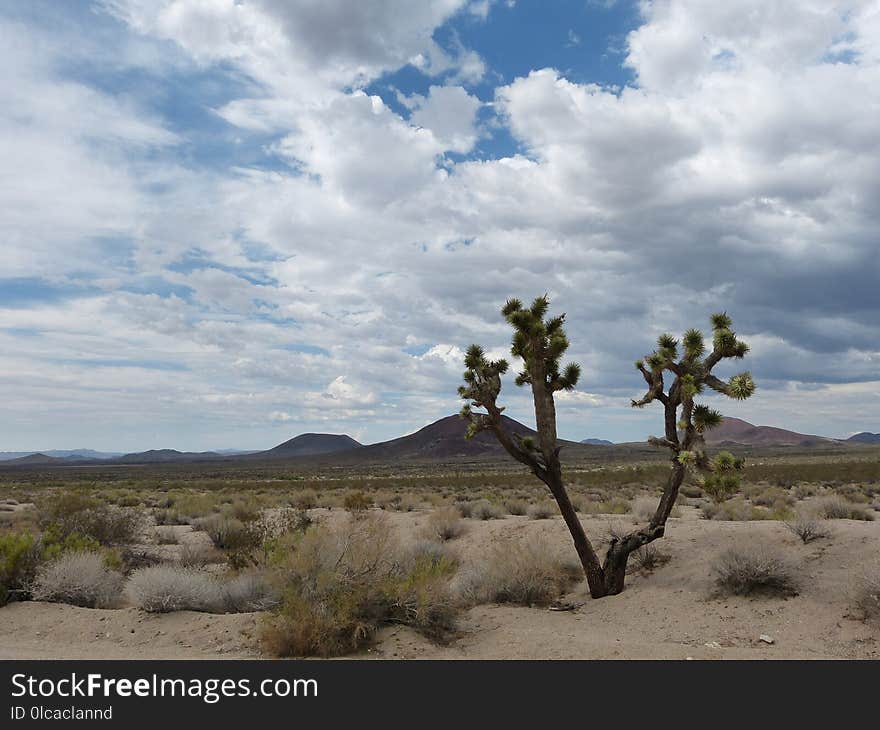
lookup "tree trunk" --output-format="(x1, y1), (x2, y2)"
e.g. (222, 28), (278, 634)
(545, 477), (607, 598)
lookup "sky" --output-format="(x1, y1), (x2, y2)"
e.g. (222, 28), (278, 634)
(0, 0), (878, 451)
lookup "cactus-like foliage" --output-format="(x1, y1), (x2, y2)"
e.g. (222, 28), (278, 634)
(633, 312), (756, 513)
(459, 295), (582, 470)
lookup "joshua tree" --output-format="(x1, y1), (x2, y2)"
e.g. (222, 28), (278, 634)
(459, 298), (755, 598)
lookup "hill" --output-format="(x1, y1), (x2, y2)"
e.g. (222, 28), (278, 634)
(116, 449), (223, 464)
(333, 414), (591, 463)
(847, 432), (880, 444)
(580, 438), (613, 446)
(260, 433), (362, 458)
(705, 417), (834, 447)
(4, 453), (66, 465)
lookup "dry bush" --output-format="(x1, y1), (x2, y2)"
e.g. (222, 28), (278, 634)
(579, 498), (631, 515)
(503, 499), (529, 516)
(785, 510), (830, 544)
(816, 496), (874, 521)
(701, 497), (760, 521)
(853, 565), (880, 624)
(386, 494), (422, 512)
(127, 566), (224, 613)
(711, 542), (798, 597)
(39, 493), (143, 546)
(751, 486), (796, 508)
(172, 494), (218, 521)
(455, 535), (581, 607)
(193, 515), (259, 550)
(527, 501), (556, 520)
(679, 484), (703, 498)
(629, 544), (670, 573)
(0, 531), (43, 605)
(177, 542), (223, 568)
(466, 499), (504, 520)
(154, 527), (179, 545)
(221, 571), (280, 613)
(291, 489), (317, 510)
(421, 507), (465, 542)
(31, 552), (124, 608)
(343, 491), (373, 512)
(631, 496), (659, 522)
(260, 514), (459, 657)
(219, 500), (259, 523)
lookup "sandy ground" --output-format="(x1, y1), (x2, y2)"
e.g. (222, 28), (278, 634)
(1, 507), (877, 659)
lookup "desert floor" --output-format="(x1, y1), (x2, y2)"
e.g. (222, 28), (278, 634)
(1, 506), (877, 660)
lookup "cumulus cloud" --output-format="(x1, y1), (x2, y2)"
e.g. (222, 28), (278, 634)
(1, 0), (878, 449)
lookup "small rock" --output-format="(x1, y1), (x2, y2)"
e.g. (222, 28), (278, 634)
(704, 641), (722, 649)
(759, 634), (775, 645)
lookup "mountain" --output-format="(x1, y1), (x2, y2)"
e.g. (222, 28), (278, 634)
(580, 438), (613, 446)
(4, 453), (65, 465)
(846, 432), (880, 444)
(115, 449), (222, 463)
(334, 414), (591, 463)
(0, 449), (121, 461)
(260, 433), (363, 458)
(705, 417), (834, 447)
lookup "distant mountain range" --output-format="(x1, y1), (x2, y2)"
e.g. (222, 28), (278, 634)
(0, 449), (123, 461)
(1, 415), (875, 468)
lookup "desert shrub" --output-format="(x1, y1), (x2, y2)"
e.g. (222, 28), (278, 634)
(503, 499), (529, 516)
(580, 498), (631, 515)
(834, 484), (870, 504)
(192, 515), (261, 564)
(391, 494), (423, 512)
(343, 491), (373, 512)
(403, 539), (458, 570)
(127, 566), (223, 613)
(751, 487), (796, 508)
(155, 527), (179, 545)
(221, 571), (280, 613)
(260, 514), (459, 657)
(631, 496), (658, 522)
(177, 543), (222, 568)
(119, 547), (164, 573)
(629, 543), (670, 573)
(853, 566), (880, 624)
(701, 497), (760, 521)
(40, 529), (102, 561)
(816, 496), (874, 521)
(527, 501), (556, 520)
(153, 508), (186, 526)
(455, 535), (581, 607)
(172, 494), (218, 521)
(467, 499), (504, 520)
(422, 507), (465, 541)
(679, 484), (703, 498)
(711, 542), (798, 596)
(39, 494), (142, 546)
(0, 532), (42, 605)
(793, 483), (820, 500)
(31, 552), (124, 608)
(221, 499), (261, 523)
(785, 511), (829, 543)
(292, 489), (317, 510)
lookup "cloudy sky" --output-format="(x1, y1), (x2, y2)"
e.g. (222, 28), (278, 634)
(1, 0), (878, 451)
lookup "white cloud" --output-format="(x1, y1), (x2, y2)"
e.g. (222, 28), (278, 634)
(2, 1), (879, 449)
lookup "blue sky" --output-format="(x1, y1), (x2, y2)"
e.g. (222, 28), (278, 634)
(0, 0), (878, 451)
